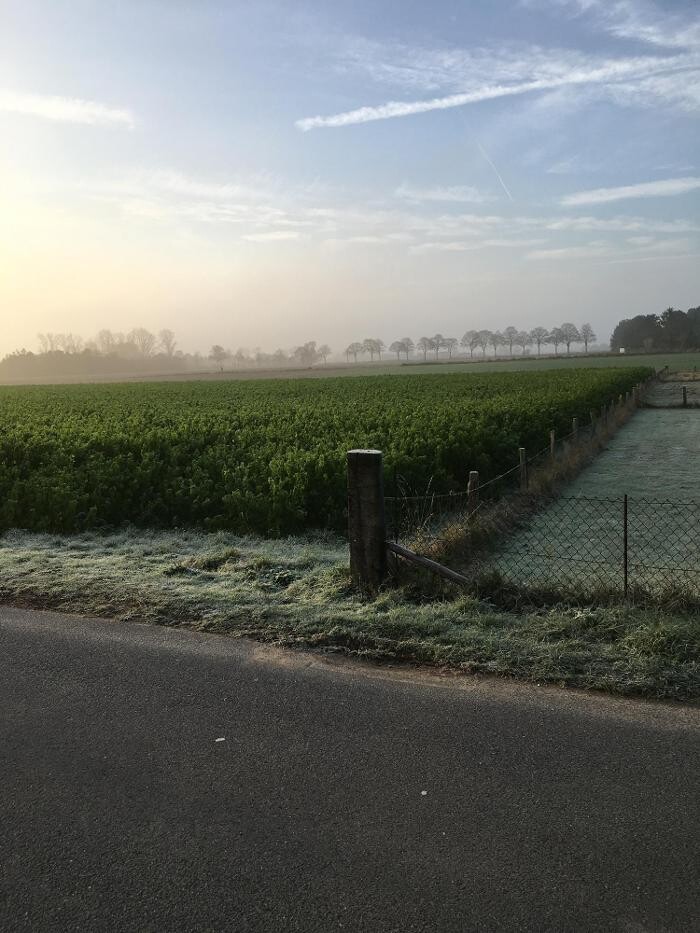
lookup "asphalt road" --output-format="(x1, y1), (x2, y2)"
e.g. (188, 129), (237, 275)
(1, 607), (698, 932)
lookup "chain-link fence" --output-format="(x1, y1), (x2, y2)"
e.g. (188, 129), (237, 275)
(385, 389), (699, 603)
(388, 488), (700, 603)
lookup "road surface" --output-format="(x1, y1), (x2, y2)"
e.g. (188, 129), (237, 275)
(1, 606), (698, 932)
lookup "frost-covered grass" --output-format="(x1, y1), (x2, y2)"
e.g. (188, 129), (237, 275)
(1, 527), (698, 701)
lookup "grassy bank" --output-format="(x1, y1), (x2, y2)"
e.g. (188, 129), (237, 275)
(1, 528), (697, 701)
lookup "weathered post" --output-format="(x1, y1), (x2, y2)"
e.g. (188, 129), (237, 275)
(572, 416), (579, 440)
(549, 429), (556, 464)
(467, 470), (479, 513)
(683, 385), (688, 408)
(347, 449), (387, 590)
(519, 447), (528, 492)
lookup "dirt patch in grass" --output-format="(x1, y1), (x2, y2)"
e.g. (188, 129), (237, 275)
(0, 527), (697, 701)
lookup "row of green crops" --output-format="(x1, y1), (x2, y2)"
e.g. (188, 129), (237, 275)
(0, 367), (651, 534)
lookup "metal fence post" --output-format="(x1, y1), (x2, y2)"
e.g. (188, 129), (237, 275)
(519, 447), (528, 492)
(347, 449), (387, 590)
(467, 470), (479, 512)
(623, 493), (628, 599)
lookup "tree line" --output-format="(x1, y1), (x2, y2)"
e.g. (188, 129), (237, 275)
(206, 340), (331, 370)
(345, 323), (597, 362)
(0, 328), (335, 379)
(610, 305), (700, 352)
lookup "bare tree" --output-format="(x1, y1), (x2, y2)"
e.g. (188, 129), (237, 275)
(503, 325), (518, 357)
(549, 327), (564, 355)
(430, 334), (447, 359)
(96, 329), (116, 355)
(476, 330), (491, 357)
(362, 338), (384, 361)
(529, 326), (549, 356)
(389, 340), (404, 361)
(515, 331), (532, 355)
(417, 336), (432, 361)
(489, 331), (503, 358)
(294, 341), (320, 367)
(128, 328), (157, 357)
(346, 342), (363, 363)
(560, 322), (581, 355)
(60, 333), (83, 354)
(580, 323), (596, 353)
(159, 328), (177, 357)
(461, 330), (478, 358)
(400, 337), (414, 360)
(444, 337), (459, 359)
(318, 344), (331, 364)
(209, 345), (228, 370)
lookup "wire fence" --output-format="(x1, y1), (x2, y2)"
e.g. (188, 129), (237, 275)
(388, 488), (700, 602)
(644, 380), (700, 409)
(385, 393), (700, 603)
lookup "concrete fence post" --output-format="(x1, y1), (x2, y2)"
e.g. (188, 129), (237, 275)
(519, 447), (528, 492)
(347, 449), (387, 590)
(467, 470), (479, 512)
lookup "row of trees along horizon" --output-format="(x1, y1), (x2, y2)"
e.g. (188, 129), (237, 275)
(347, 323), (596, 362)
(0, 305), (696, 378)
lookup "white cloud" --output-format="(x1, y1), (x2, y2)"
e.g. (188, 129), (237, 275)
(0, 90), (134, 127)
(241, 231), (301, 242)
(526, 244), (610, 260)
(561, 176), (700, 206)
(529, 0), (700, 51)
(545, 215), (700, 233)
(410, 241), (484, 253)
(607, 251), (700, 264)
(395, 183), (492, 203)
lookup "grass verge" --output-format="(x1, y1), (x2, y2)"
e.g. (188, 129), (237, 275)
(1, 527), (698, 701)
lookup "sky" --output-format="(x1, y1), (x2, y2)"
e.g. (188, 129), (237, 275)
(1, 0), (699, 357)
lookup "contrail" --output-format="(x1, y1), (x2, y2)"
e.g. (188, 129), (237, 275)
(477, 143), (514, 202)
(295, 54), (684, 131)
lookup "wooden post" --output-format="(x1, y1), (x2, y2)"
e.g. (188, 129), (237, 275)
(549, 429), (556, 463)
(683, 385), (688, 408)
(467, 470), (479, 512)
(572, 416), (579, 440)
(519, 447), (528, 492)
(347, 449), (387, 590)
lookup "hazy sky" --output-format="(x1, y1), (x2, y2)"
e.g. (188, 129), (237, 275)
(1, 0), (699, 357)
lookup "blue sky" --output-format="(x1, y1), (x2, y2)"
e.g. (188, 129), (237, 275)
(1, 0), (699, 355)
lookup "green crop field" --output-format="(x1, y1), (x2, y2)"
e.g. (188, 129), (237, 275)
(0, 367), (651, 534)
